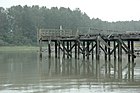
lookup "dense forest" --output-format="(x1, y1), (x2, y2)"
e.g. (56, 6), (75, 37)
(0, 5), (140, 45)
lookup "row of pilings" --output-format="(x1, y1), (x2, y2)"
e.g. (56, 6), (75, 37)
(39, 36), (136, 81)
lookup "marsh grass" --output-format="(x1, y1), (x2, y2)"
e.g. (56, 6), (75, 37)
(0, 46), (39, 52)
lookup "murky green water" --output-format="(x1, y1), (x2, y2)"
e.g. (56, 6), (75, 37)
(0, 51), (140, 93)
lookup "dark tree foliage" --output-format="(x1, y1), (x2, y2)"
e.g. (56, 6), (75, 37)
(0, 5), (140, 45)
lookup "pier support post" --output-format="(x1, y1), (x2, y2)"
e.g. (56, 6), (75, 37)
(55, 41), (58, 58)
(91, 41), (94, 75)
(128, 41), (131, 80)
(70, 42), (72, 58)
(39, 39), (42, 58)
(83, 41), (85, 59)
(96, 37), (100, 78)
(48, 40), (51, 58)
(67, 41), (69, 59)
(58, 41), (61, 58)
(78, 40), (80, 59)
(75, 41), (77, 59)
(105, 44), (108, 78)
(92, 42), (94, 60)
(118, 40), (122, 80)
(131, 41), (134, 81)
(108, 41), (111, 78)
(63, 41), (65, 58)
(87, 41), (90, 59)
(114, 41), (117, 79)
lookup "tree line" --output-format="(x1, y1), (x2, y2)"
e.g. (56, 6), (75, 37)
(0, 5), (140, 45)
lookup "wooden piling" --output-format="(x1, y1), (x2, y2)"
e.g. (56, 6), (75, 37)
(131, 41), (134, 80)
(96, 38), (100, 78)
(105, 44), (108, 77)
(87, 41), (90, 59)
(108, 41), (111, 78)
(55, 41), (57, 58)
(70, 42), (72, 58)
(48, 40), (51, 58)
(118, 40), (122, 80)
(67, 41), (69, 59)
(78, 40), (80, 59)
(92, 42), (94, 60)
(63, 41), (65, 58)
(39, 39), (42, 58)
(128, 41), (131, 80)
(114, 41), (117, 79)
(83, 41), (85, 59)
(58, 41), (61, 58)
(75, 41), (77, 59)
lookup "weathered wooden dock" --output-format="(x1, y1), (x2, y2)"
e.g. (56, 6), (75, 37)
(37, 28), (140, 81)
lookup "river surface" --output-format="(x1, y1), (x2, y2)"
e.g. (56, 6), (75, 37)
(0, 51), (140, 93)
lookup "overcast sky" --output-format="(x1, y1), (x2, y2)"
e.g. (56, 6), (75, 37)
(1, 0), (140, 22)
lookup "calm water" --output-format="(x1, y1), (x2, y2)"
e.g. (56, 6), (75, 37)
(0, 51), (140, 93)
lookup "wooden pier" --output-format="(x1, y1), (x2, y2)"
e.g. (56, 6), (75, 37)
(37, 28), (139, 81)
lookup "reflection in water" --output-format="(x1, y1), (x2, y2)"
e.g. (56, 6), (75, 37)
(0, 51), (140, 93)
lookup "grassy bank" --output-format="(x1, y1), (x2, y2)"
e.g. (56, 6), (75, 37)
(0, 46), (39, 52)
